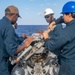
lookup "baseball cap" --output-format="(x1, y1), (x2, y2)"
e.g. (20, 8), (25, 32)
(5, 5), (21, 17)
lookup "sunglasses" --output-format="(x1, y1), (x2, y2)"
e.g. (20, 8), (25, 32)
(10, 13), (21, 17)
(44, 15), (50, 18)
(15, 14), (20, 17)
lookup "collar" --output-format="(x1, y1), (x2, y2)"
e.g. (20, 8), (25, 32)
(66, 19), (75, 26)
(3, 16), (11, 24)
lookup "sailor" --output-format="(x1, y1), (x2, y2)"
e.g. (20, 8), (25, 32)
(43, 1), (75, 75)
(8, 23), (27, 73)
(44, 8), (64, 64)
(44, 8), (56, 37)
(44, 8), (55, 24)
(37, 8), (55, 34)
(0, 5), (34, 75)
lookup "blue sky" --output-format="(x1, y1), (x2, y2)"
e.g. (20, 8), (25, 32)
(0, 0), (75, 25)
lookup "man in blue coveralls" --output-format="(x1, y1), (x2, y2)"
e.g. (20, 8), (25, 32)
(43, 1), (75, 75)
(0, 5), (34, 75)
(9, 23), (27, 73)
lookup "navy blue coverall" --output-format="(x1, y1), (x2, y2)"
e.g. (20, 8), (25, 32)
(45, 19), (75, 75)
(0, 16), (21, 75)
(48, 23), (65, 64)
(8, 31), (25, 73)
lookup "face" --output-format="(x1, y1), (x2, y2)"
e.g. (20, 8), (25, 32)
(11, 14), (19, 24)
(63, 13), (73, 23)
(44, 14), (53, 23)
(63, 14), (68, 23)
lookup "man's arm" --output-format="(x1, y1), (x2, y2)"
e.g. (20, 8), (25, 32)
(15, 36), (34, 54)
(55, 16), (64, 24)
(48, 16), (64, 30)
(4, 25), (33, 58)
(43, 28), (71, 51)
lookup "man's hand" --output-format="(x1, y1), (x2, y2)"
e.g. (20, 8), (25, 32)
(22, 33), (27, 38)
(23, 36), (34, 48)
(48, 21), (56, 31)
(43, 30), (49, 40)
(37, 30), (43, 34)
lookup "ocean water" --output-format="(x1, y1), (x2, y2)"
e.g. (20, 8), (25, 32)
(15, 25), (48, 36)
